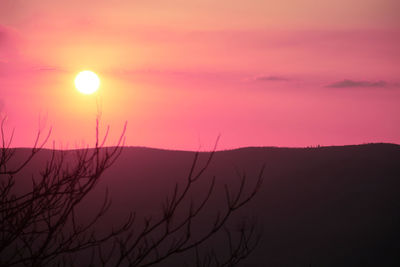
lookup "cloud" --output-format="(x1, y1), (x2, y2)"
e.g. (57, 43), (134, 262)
(0, 25), (9, 40)
(326, 79), (389, 88)
(0, 99), (4, 113)
(254, 75), (290, 82)
(33, 66), (67, 72)
(0, 24), (21, 76)
(0, 24), (18, 53)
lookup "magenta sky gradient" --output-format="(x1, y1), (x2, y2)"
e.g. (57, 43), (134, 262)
(0, 0), (399, 150)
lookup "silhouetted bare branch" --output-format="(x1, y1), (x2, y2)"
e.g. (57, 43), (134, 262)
(0, 116), (263, 267)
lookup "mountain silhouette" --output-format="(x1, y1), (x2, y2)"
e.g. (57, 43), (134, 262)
(8, 143), (400, 266)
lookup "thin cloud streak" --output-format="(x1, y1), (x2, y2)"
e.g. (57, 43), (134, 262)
(326, 79), (391, 88)
(254, 75), (290, 82)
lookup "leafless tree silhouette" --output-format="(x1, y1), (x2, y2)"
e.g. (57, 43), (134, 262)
(0, 116), (264, 267)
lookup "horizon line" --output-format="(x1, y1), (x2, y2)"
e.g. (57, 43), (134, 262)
(8, 142), (400, 153)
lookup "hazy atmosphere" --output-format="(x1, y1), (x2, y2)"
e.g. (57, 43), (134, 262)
(1, 0), (399, 149)
(1, 1), (400, 266)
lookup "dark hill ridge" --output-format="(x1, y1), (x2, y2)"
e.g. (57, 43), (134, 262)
(7, 143), (400, 266)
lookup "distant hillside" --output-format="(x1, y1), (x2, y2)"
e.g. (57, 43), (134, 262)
(7, 143), (400, 266)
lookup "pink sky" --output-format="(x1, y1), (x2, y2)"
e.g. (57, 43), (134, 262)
(0, 0), (399, 150)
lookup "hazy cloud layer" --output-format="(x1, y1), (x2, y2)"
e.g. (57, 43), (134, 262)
(0, 25), (18, 56)
(0, 24), (22, 77)
(254, 75), (290, 82)
(0, 25), (9, 42)
(326, 79), (390, 88)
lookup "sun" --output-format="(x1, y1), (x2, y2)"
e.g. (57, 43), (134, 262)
(75, 70), (100, 94)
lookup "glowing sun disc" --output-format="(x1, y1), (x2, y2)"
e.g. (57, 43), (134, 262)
(75, 71), (100, 94)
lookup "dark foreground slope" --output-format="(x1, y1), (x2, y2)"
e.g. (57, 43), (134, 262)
(10, 143), (400, 266)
